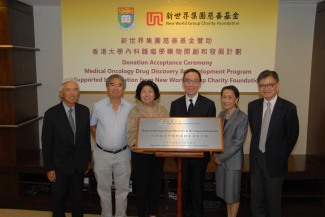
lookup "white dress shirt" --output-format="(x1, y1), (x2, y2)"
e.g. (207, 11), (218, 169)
(185, 93), (199, 111)
(62, 101), (76, 128)
(262, 95), (278, 120)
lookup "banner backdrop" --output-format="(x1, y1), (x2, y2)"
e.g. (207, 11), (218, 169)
(61, 0), (279, 92)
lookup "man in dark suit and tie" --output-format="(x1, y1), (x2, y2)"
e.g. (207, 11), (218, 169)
(248, 70), (299, 217)
(42, 78), (91, 217)
(170, 68), (216, 217)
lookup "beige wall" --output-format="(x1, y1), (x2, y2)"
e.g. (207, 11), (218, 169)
(274, 3), (316, 154)
(35, 3), (316, 154)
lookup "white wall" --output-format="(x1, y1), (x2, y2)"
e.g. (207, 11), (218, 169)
(34, 3), (317, 154)
(34, 6), (63, 141)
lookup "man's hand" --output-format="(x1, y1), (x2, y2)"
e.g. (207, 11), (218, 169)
(213, 153), (223, 165)
(47, 170), (56, 182)
(84, 163), (90, 174)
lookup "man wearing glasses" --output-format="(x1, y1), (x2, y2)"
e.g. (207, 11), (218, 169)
(248, 70), (299, 217)
(170, 68), (216, 217)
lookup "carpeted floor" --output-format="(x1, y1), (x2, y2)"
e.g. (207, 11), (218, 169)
(0, 209), (101, 217)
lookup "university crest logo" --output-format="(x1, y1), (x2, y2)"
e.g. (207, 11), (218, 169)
(117, 7), (136, 30)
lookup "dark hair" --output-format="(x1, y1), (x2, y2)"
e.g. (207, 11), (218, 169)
(182, 68), (202, 82)
(135, 80), (160, 101)
(257, 70), (279, 83)
(221, 85), (240, 101)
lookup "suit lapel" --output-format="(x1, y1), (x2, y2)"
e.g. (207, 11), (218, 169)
(220, 111), (226, 132)
(220, 111), (227, 134)
(75, 103), (80, 139)
(180, 95), (188, 116)
(267, 97), (283, 140)
(57, 102), (74, 134)
(223, 107), (240, 134)
(255, 99), (264, 135)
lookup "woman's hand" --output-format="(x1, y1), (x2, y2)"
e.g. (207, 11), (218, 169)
(133, 141), (143, 153)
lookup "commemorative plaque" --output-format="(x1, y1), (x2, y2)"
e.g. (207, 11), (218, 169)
(136, 117), (224, 152)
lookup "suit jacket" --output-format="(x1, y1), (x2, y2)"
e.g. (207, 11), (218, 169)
(42, 102), (91, 176)
(248, 97), (299, 178)
(217, 107), (248, 170)
(170, 94), (216, 163)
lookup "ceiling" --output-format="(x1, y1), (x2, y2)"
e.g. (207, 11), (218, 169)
(19, 0), (320, 7)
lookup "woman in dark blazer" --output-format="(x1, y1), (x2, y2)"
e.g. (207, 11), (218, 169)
(213, 85), (248, 217)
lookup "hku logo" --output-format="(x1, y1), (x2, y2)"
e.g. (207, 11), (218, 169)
(147, 12), (163, 26)
(117, 7), (136, 31)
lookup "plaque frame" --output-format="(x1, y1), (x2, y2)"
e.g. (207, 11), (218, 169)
(135, 117), (224, 153)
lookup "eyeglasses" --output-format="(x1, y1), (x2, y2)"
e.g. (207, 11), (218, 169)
(258, 83), (277, 89)
(184, 79), (200, 84)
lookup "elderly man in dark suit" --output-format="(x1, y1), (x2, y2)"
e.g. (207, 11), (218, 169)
(42, 78), (91, 217)
(248, 70), (299, 217)
(170, 68), (216, 217)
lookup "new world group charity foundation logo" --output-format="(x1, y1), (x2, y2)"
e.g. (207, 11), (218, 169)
(159, 120), (165, 125)
(147, 12), (163, 26)
(117, 7), (136, 30)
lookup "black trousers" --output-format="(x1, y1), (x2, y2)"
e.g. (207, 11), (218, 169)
(179, 158), (208, 217)
(51, 171), (84, 217)
(132, 151), (165, 217)
(251, 151), (285, 217)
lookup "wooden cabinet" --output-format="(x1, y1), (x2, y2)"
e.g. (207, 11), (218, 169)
(0, 0), (42, 204)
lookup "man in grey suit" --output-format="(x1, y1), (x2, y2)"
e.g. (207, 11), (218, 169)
(170, 68), (216, 217)
(248, 70), (299, 217)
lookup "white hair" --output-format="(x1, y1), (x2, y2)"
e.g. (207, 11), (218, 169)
(59, 78), (80, 93)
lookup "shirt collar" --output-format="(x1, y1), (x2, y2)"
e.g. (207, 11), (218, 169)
(107, 97), (124, 106)
(264, 95), (278, 107)
(62, 101), (75, 113)
(185, 93), (199, 105)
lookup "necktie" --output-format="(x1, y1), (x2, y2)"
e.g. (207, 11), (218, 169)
(188, 99), (194, 117)
(69, 109), (76, 143)
(259, 102), (271, 153)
